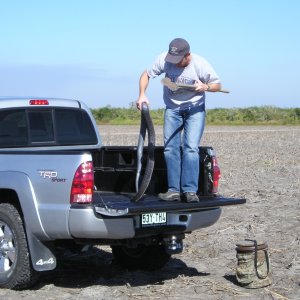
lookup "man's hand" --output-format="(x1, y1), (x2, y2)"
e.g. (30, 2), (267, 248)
(194, 81), (209, 92)
(136, 96), (149, 111)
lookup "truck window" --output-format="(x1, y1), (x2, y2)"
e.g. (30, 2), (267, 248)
(0, 108), (97, 148)
(55, 109), (97, 145)
(0, 110), (28, 147)
(28, 110), (54, 143)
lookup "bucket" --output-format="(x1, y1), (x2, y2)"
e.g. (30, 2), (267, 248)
(235, 239), (272, 288)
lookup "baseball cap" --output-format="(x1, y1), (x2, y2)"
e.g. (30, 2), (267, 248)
(165, 38), (190, 64)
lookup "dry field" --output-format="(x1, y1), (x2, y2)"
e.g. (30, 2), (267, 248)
(2, 125), (299, 300)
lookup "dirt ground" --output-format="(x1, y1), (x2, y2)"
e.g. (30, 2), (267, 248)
(1, 125), (299, 300)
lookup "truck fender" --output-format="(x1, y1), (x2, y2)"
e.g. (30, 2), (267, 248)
(0, 171), (56, 271)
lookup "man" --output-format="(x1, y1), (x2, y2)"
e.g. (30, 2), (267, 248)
(136, 38), (221, 202)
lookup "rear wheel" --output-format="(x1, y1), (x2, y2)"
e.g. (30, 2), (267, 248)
(0, 203), (38, 289)
(112, 244), (170, 271)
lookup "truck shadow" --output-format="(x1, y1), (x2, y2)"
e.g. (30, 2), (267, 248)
(35, 246), (210, 289)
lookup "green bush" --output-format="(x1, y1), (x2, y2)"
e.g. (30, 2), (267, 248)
(91, 105), (300, 125)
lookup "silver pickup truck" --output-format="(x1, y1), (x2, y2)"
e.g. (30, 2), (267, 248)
(0, 97), (245, 289)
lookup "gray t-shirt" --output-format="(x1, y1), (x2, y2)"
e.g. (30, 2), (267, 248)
(147, 52), (221, 109)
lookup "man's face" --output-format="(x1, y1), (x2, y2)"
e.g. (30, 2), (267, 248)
(176, 53), (191, 68)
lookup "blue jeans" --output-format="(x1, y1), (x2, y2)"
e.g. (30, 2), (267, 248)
(163, 105), (206, 193)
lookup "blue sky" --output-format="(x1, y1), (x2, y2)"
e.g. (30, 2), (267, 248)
(0, 0), (299, 109)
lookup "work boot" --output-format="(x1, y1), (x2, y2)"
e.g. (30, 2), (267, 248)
(182, 192), (199, 203)
(158, 191), (181, 201)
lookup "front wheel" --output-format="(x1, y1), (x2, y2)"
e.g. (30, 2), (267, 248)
(0, 203), (38, 289)
(112, 244), (171, 271)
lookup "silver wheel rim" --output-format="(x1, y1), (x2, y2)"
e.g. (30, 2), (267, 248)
(0, 222), (16, 273)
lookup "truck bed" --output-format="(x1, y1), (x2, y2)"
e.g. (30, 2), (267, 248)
(91, 146), (246, 217)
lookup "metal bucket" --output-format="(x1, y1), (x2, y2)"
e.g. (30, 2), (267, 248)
(235, 239), (272, 288)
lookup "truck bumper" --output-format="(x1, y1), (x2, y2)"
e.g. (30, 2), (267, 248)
(68, 207), (222, 239)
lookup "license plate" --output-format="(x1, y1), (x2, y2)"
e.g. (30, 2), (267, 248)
(141, 212), (167, 226)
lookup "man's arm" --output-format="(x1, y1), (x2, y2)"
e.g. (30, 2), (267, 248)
(195, 82), (221, 93)
(206, 82), (221, 92)
(136, 71), (150, 110)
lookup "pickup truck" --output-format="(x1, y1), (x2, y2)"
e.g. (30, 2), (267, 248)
(0, 97), (245, 289)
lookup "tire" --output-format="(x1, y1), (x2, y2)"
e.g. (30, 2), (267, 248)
(0, 203), (39, 289)
(112, 244), (171, 271)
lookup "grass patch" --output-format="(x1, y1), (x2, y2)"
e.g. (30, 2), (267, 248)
(91, 106), (300, 126)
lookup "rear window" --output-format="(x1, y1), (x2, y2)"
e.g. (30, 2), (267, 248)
(0, 108), (98, 148)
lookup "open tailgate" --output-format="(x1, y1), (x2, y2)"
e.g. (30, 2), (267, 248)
(93, 192), (246, 216)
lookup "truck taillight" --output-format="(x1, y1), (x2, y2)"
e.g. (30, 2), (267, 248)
(212, 156), (221, 194)
(70, 161), (94, 204)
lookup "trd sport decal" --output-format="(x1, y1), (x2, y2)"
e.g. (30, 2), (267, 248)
(38, 170), (66, 182)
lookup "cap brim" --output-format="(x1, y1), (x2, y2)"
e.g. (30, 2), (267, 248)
(165, 53), (184, 64)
